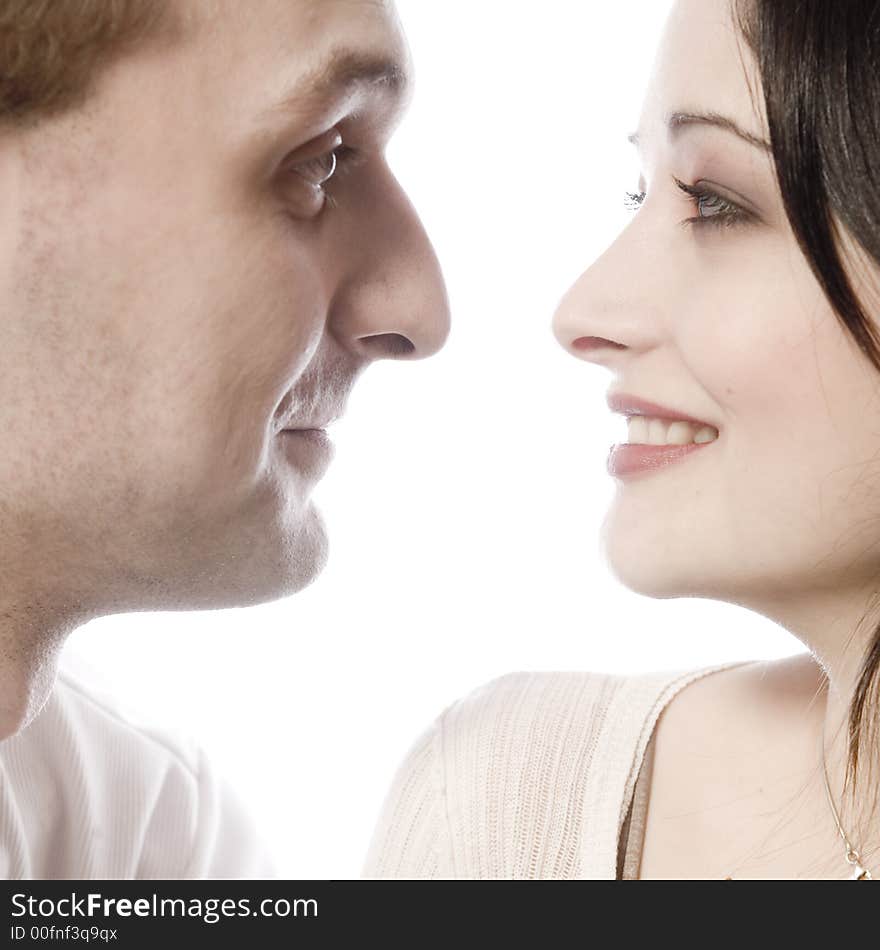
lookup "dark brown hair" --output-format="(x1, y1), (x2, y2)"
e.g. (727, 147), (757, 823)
(0, 0), (183, 126)
(736, 0), (880, 807)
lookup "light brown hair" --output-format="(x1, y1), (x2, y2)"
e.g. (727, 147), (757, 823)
(0, 0), (185, 126)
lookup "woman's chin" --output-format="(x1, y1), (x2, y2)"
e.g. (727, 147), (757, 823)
(603, 557), (682, 599)
(600, 524), (700, 600)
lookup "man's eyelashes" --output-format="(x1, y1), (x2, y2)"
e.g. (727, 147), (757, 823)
(289, 144), (363, 190)
(280, 143), (367, 217)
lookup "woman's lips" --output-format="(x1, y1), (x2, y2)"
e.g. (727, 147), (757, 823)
(607, 440), (716, 479)
(606, 391), (717, 430)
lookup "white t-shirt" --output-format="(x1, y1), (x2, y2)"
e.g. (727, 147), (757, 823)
(0, 672), (274, 879)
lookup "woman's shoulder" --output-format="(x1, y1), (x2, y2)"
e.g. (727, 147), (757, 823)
(435, 666), (744, 790)
(365, 663), (750, 878)
(438, 669), (636, 763)
(441, 665), (747, 759)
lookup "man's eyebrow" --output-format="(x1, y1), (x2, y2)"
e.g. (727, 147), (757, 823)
(268, 47), (410, 117)
(628, 111), (771, 152)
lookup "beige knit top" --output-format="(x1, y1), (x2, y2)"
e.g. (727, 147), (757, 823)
(363, 660), (754, 879)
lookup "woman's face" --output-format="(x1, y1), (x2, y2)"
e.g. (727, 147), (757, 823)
(552, 0), (880, 622)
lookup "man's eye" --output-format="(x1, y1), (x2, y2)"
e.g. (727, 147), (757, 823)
(287, 145), (361, 202)
(291, 148), (340, 188)
(280, 144), (362, 219)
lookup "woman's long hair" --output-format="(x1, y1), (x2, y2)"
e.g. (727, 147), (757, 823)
(736, 0), (880, 809)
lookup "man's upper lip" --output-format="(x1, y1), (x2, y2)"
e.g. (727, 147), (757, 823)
(282, 420), (335, 431)
(281, 410), (343, 432)
(606, 391), (717, 429)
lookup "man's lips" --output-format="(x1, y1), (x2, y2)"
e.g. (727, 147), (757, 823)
(275, 402), (344, 481)
(278, 408), (344, 434)
(279, 427), (335, 480)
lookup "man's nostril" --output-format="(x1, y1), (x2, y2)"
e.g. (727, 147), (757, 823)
(360, 333), (416, 358)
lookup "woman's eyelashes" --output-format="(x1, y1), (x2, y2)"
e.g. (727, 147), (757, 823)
(672, 177), (753, 229)
(625, 177), (755, 230)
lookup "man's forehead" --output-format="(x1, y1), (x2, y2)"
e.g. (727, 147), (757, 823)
(301, 46), (408, 99)
(266, 43), (411, 119)
(214, 0), (411, 121)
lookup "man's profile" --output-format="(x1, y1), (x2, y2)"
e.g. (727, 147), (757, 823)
(0, 0), (449, 877)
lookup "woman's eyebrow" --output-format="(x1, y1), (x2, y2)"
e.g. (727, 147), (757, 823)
(628, 111), (771, 152)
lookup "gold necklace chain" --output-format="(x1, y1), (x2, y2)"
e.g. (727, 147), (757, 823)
(820, 721), (873, 881)
(722, 720), (874, 880)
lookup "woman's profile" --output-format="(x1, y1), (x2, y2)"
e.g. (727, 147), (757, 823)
(363, 0), (880, 880)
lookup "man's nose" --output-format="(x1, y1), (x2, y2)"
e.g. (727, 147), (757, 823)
(328, 171), (450, 362)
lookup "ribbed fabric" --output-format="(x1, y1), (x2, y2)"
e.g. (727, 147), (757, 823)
(363, 660), (755, 879)
(619, 729), (655, 880)
(0, 673), (274, 879)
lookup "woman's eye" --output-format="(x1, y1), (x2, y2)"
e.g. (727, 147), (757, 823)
(672, 176), (750, 229)
(623, 180), (753, 231)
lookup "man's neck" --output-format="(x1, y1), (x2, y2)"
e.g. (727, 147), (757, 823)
(0, 588), (87, 739)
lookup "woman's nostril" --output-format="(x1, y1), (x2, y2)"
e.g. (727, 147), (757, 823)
(572, 336), (626, 352)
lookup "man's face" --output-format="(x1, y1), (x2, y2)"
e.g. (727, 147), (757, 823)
(0, 0), (449, 613)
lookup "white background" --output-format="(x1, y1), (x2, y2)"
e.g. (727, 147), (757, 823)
(64, 0), (802, 878)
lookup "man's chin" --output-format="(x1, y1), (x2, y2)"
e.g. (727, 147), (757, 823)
(213, 501), (330, 609)
(283, 502), (330, 593)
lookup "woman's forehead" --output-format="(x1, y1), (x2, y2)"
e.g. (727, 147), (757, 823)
(637, 0), (766, 147)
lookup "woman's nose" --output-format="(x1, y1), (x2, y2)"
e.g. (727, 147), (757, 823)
(551, 226), (663, 369)
(552, 276), (632, 370)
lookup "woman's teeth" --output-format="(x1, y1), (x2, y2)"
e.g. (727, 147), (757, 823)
(625, 416), (719, 446)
